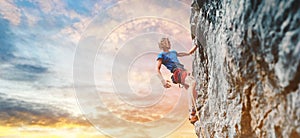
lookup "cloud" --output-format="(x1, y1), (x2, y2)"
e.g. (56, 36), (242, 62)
(86, 93), (187, 138)
(14, 64), (47, 74)
(0, 64), (48, 82)
(0, 17), (50, 83)
(0, 19), (51, 82)
(53, 15), (91, 44)
(0, 18), (15, 62)
(0, 0), (21, 25)
(92, 90), (182, 122)
(22, 7), (41, 26)
(0, 9), (78, 88)
(35, 0), (53, 14)
(0, 93), (88, 127)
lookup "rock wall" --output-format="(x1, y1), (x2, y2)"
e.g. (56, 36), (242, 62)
(190, 0), (300, 137)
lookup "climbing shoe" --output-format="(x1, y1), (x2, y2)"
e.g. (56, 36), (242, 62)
(189, 107), (198, 124)
(189, 114), (198, 124)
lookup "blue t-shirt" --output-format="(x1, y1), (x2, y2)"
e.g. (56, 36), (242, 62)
(157, 50), (184, 72)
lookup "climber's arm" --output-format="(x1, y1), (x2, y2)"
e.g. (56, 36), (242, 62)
(177, 44), (198, 57)
(188, 44), (198, 54)
(157, 59), (171, 88)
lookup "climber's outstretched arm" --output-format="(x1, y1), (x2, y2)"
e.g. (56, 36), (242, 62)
(177, 44), (198, 57)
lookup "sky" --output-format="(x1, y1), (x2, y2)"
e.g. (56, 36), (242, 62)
(0, 0), (197, 137)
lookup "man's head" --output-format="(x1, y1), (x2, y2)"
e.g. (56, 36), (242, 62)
(158, 38), (171, 50)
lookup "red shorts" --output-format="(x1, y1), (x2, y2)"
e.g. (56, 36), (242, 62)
(171, 68), (187, 84)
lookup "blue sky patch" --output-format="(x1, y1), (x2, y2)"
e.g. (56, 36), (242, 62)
(14, 0), (37, 9)
(65, 0), (92, 16)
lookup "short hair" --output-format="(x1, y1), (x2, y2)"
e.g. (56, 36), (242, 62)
(158, 38), (169, 49)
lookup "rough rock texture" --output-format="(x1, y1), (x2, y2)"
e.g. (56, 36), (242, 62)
(190, 0), (300, 137)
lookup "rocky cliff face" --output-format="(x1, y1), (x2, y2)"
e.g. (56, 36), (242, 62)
(190, 0), (300, 137)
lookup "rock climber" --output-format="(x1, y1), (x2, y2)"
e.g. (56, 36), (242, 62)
(156, 37), (199, 124)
